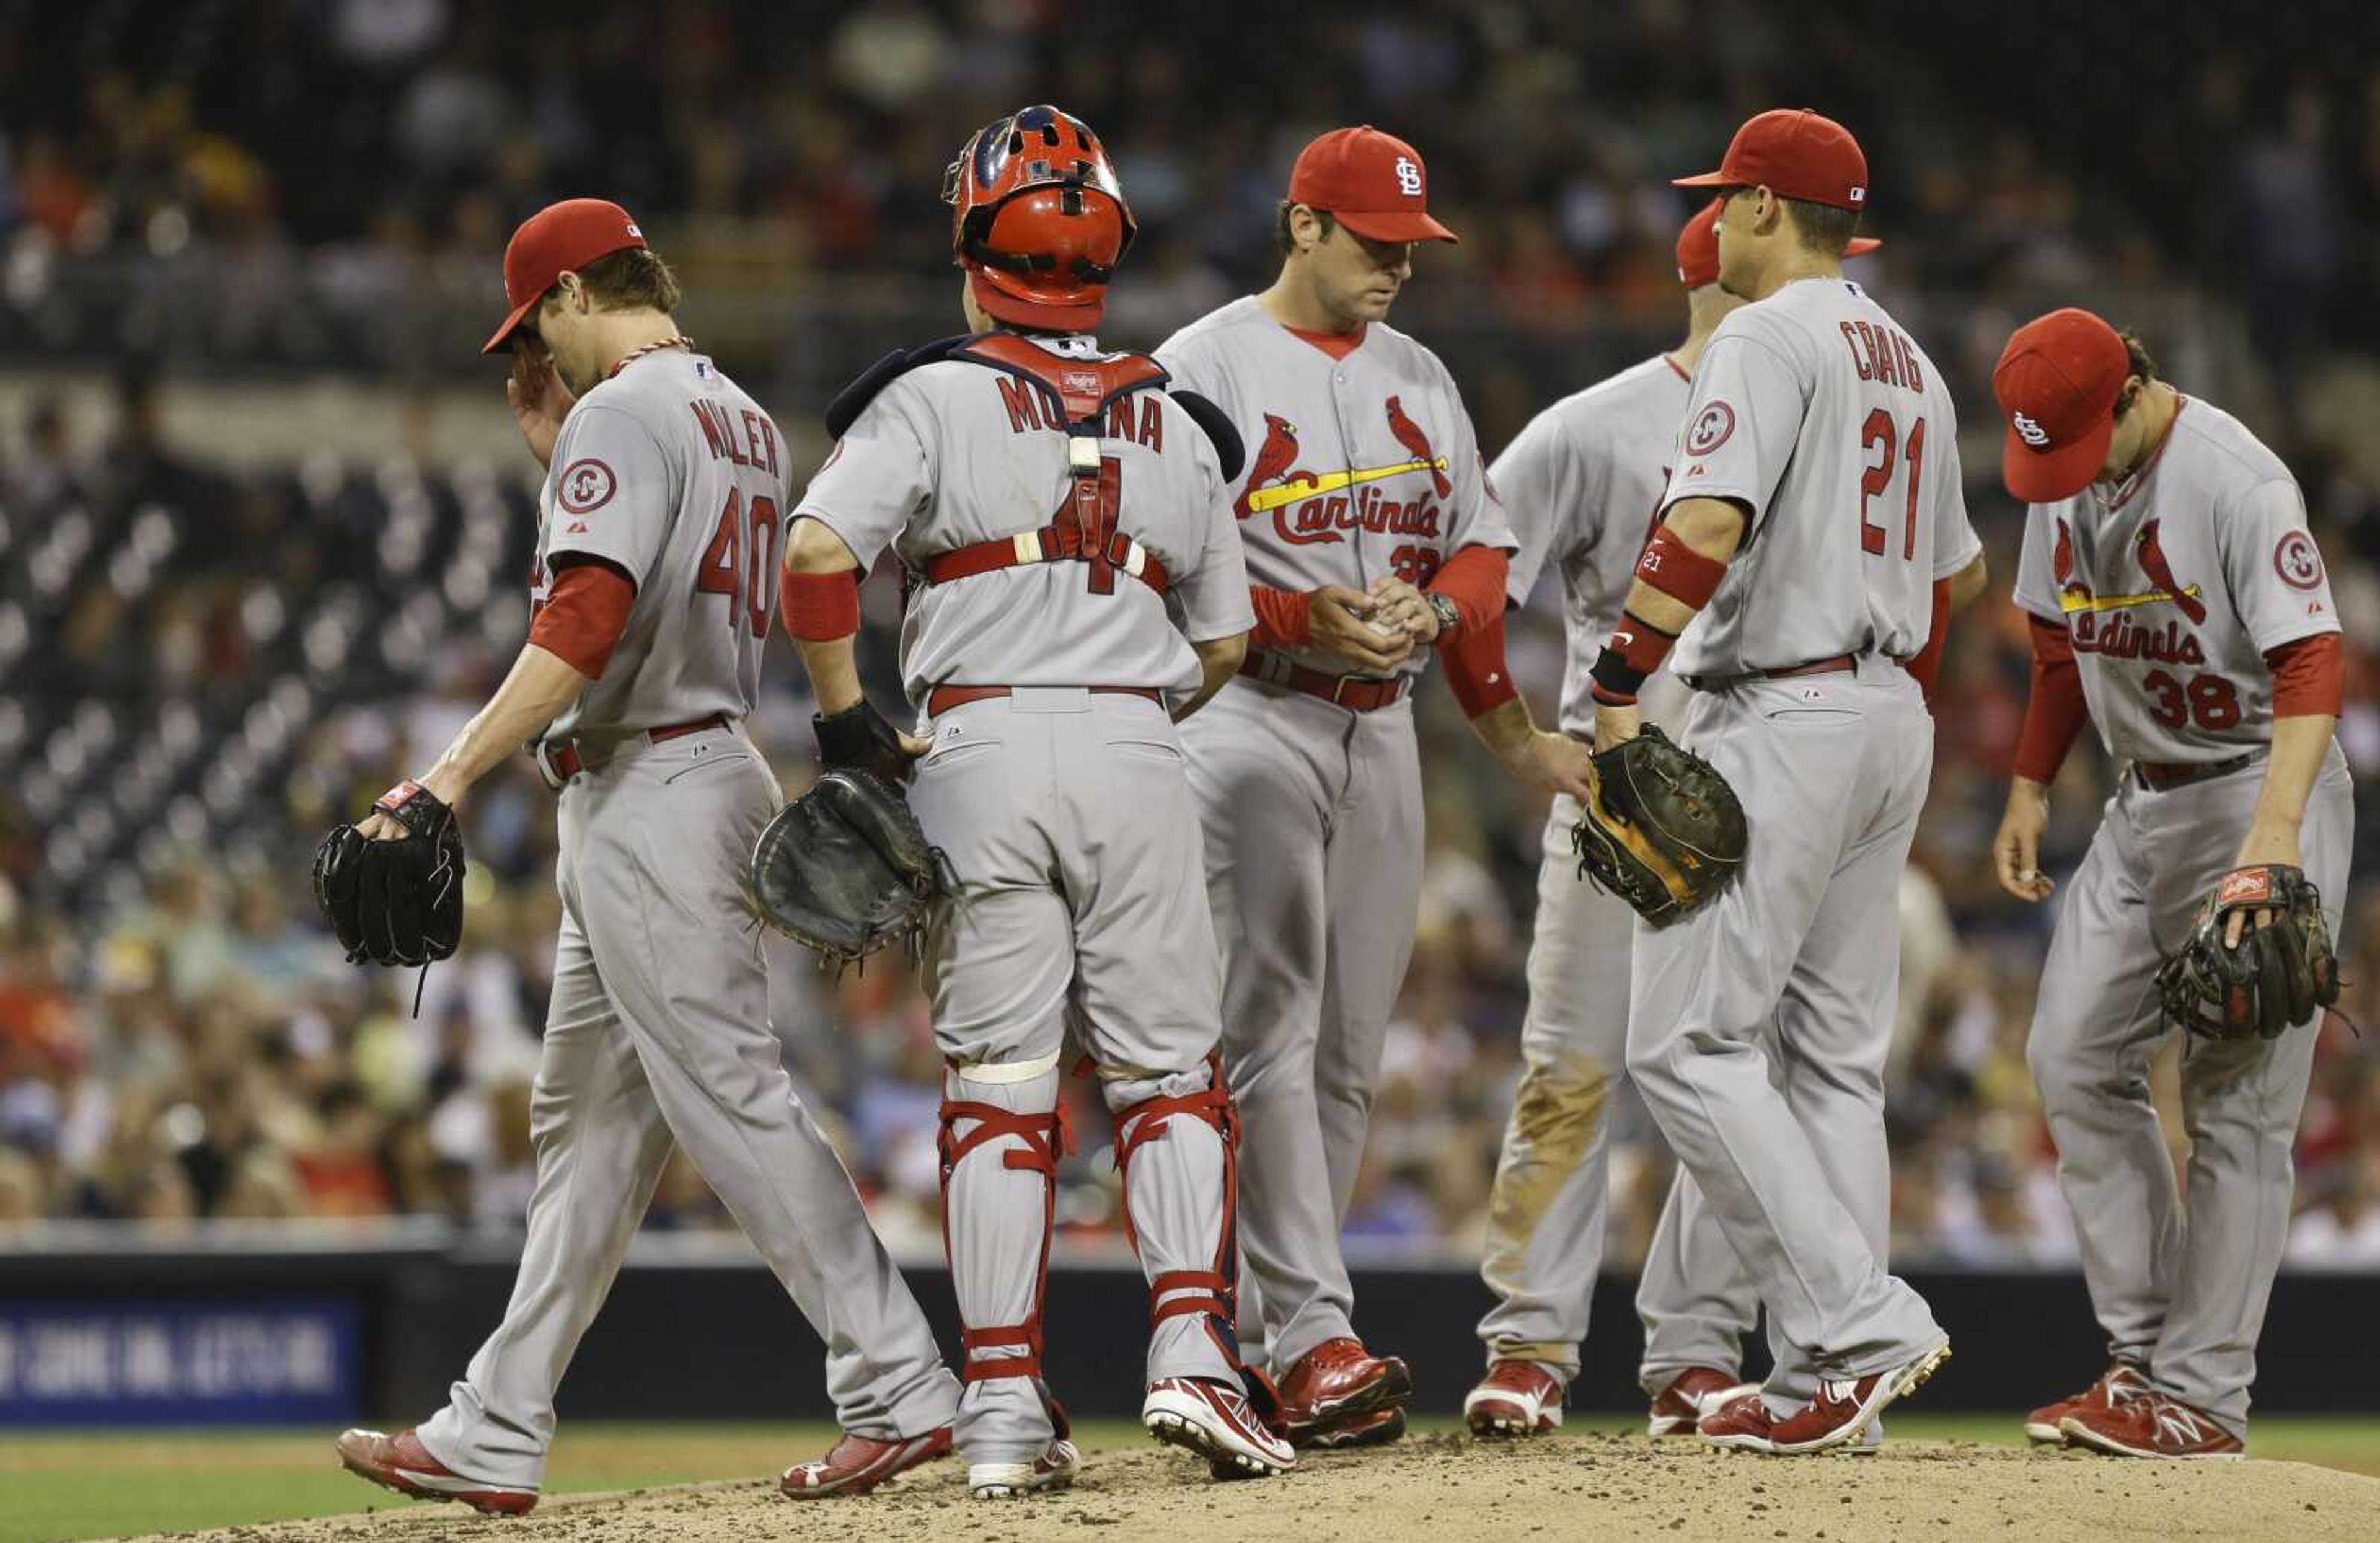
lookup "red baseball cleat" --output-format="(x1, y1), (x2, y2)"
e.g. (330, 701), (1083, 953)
(334, 1428), (538, 1516)
(1465, 1360), (1565, 1437)
(2024, 1363), (2148, 1446)
(1649, 1366), (1760, 1438)
(2060, 1393), (2244, 1459)
(780, 1426), (953, 1498)
(1766, 1340), (1951, 1455)
(1276, 1337), (1413, 1448)
(1697, 1391), (1779, 1453)
(1302, 1405), (1406, 1448)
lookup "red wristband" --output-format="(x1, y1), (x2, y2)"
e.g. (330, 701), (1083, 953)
(780, 567), (860, 641)
(1636, 525), (1728, 610)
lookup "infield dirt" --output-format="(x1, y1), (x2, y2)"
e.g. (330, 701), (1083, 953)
(115, 1430), (2380, 1542)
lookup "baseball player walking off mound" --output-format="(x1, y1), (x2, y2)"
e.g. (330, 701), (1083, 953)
(1465, 198), (1884, 1440)
(1585, 110), (1987, 1456)
(778, 106), (1294, 1498)
(333, 201), (963, 1514)
(1990, 310), (2352, 1459)
(1158, 127), (1591, 1448)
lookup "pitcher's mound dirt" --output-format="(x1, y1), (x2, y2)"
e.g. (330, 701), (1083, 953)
(135, 1432), (2380, 1542)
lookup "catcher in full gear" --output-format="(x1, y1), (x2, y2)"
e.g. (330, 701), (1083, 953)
(770, 104), (1294, 1498)
(1990, 309), (2353, 1459)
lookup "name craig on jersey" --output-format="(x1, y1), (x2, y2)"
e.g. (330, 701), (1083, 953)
(2068, 608), (2207, 668)
(1274, 480), (1441, 546)
(1837, 319), (1927, 394)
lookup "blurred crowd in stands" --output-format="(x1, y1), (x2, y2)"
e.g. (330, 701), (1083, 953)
(3, 2), (2380, 1273)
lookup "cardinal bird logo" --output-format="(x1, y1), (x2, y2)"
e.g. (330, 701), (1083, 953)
(1236, 413), (1302, 520)
(2135, 519), (2208, 624)
(1385, 396), (1453, 498)
(2053, 518), (2093, 608)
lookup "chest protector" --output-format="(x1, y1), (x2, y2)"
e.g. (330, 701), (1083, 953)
(825, 332), (1245, 600)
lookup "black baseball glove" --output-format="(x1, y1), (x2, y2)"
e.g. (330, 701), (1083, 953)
(2156, 864), (2339, 1040)
(747, 769), (955, 971)
(312, 780), (467, 967)
(1572, 725), (1748, 925)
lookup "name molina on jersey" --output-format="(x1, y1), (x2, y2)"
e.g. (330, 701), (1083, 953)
(996, 377), (1166, 450)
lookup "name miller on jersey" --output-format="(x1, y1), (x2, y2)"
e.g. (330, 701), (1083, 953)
(689, 398), (783, 478)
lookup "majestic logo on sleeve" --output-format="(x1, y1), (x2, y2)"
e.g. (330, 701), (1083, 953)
(1685, 402), (1735, 456)
(2011, 411), (2050, 448)
(557, 458), (617, 515)
(2274, 529), (2324, 591)
(1235, 400), (1452, 546)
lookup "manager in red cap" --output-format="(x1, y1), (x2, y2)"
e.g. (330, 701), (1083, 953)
(1153, 125), (1593, 1451)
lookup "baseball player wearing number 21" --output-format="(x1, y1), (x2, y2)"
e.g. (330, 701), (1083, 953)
(1587, 110), (1985, 1456)
(1992, 309), (2351, 1460)
(331, 200), (966, 1513)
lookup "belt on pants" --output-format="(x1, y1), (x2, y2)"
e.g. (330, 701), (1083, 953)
(2133, 752), (2259, 792)
(1237, 649), (1409, 712)
(533, 713), (729, 789)
(1681, 653), (1859, 692)
(925, 684), (1162, 717)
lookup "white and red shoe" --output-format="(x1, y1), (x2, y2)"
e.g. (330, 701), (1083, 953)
(2025, 1364), (2148, 1447)
(781, 1426), (953, 1498)
(1649, 1366), (1760, 1438)
(1144, 1376), (1296, 1479)
(1765, 1340), (1951, 1455)
(1465, 1361), (1566, 1437)
(333, 1428), (538, 1516)
(1696, 1391), (1779, 1454)
(970, 1437), (1083, 1499)
(2061, 1393), (2244, 1459)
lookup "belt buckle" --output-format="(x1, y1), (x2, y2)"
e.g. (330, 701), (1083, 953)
(1331, 674), (1357, 706)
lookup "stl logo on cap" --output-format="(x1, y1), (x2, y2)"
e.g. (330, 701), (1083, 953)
(2011, 411), (2050, 448)
(1395, 156), (1422, 197)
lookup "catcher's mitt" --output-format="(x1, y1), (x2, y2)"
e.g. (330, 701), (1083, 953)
(2156, 864), (2338, 1040)
(312, 780), (467, 968)
(1572, 725), (1748, 925)
(747, 769), (955, 970)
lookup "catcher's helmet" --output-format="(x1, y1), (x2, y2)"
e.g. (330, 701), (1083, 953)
(945, 104), (1135, 331)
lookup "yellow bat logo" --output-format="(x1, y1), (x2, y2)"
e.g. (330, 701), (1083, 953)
(1241, 456), (1448, 515)
(2058, 584), (2204, 616)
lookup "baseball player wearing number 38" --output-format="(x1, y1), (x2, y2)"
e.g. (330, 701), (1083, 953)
(1588, 110), (1985, 1456)
(332, 201), (966, 1514)
(1991, 309), (2351, 1460)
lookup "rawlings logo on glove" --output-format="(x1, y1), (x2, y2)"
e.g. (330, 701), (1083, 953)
(2156, 863), (2338, 1041)
(312, 781), (467, 970)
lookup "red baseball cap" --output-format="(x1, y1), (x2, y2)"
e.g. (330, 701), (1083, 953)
(1288, 126), (1458, 244)
(1675, 109), (1869, 211)
(1993, 308), (2131, 503)
(1677, 197), (1879, 288)
(483, 198), (650, 354)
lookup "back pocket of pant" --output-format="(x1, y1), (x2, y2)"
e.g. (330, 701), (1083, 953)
(1106, 736), (1184, 767)
(663, 750), (754, 785)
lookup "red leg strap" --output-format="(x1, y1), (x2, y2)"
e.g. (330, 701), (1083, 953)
(959, 1324), (1044, 1381)
(938, 1098), (1072, 1177)
(1149, 1269), (1232, 1327)
(938, 1093), (1072, 1387)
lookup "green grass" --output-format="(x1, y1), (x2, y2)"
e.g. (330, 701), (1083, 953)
(3, 1416), (2376, 1543)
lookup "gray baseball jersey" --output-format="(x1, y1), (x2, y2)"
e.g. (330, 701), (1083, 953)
(792, 332), (1262, 1472)
(1496, 354), (1690, 737)
(1660, 278), (1980, 676)
(1150, 298), (1502, 1382)
(2010, 397), (2340, 764)
(795, 334), (1254, 709)
(1159, 296), (1515, 681)
(1476, 353), (1758, 1397)
(2014, 394), (2352, 1434)
(532, 351), (786, 739)
(419, 348), (961, 1491)
(1624, 275), (1975, 1405)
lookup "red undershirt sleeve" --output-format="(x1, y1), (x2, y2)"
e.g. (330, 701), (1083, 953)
(1903, 577), (1954, 704)
(527, 560), (635, 679)
(2267, 632), (2344, 717)
(1437, 607), (1520, 718)
(1249, 585), (1310, 650)
(1425, 544), (1509, 636)
(2013, 612), (2089, 783)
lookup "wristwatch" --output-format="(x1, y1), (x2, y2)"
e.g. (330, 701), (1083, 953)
(1426, 591), (1461, 637)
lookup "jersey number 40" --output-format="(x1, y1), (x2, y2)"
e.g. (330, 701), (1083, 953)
(1859, 409), (1927, 561)
(696, 487), (782, 637)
